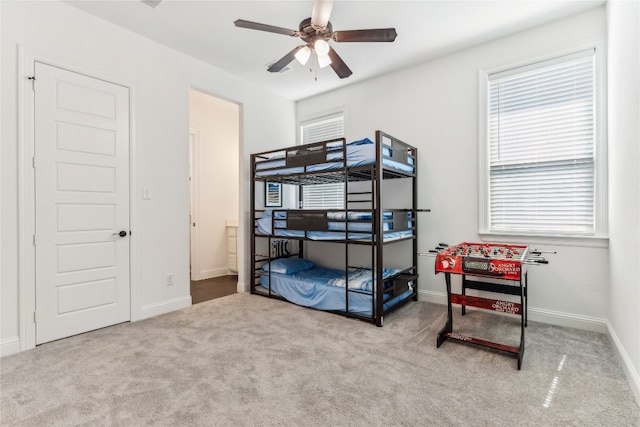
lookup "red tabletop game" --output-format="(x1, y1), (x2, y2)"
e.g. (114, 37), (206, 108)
(435, 242), (529, 281)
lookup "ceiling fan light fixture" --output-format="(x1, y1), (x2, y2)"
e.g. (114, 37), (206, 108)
(140, 0), (162, 8)
(314, 39), (330, 57)
(295, 46), (312, 65)
(317, 53), (332, 68)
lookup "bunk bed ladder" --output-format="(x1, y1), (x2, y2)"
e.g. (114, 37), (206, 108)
(250, 154), (256, 294)
(375, 131), (385, 326)
(342, 143), (350, 317)
(345, 163), (378, 324)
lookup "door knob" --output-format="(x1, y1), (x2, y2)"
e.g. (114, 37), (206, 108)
(113, 230), (128, 237)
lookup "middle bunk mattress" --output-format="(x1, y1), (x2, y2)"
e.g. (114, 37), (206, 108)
(256, 209), (415, 242)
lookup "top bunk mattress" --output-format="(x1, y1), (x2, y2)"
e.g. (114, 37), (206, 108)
(253, 137), (415, 179)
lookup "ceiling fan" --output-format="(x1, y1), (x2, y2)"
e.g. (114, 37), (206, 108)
(234, 0), (397, 79)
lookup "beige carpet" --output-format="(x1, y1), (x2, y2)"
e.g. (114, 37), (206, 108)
(1, 293), (638, 426)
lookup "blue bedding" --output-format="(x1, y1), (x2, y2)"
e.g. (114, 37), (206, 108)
(260, 266), (414, 315)
(255, 138), (414, 177)
(256, 209), (414, 241)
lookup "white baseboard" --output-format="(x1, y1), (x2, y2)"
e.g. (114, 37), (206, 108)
(191, 267), (228, 281)
(1, 336), (21, 357)
(417, 289), (607, 332)
(237, 280), (248, 293)
(417, 289), (447, 305)
(139, 295), (192, 320)
(528, 307), (606, 333)
(607, 321), (640, 407)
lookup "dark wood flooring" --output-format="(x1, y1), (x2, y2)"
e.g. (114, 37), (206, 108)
(191, 275), (237, 304)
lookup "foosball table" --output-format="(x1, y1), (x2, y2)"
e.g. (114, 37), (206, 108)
(432, 242), (551, 369)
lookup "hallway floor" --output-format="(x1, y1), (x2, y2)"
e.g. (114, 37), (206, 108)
(191, 275), (237, 304)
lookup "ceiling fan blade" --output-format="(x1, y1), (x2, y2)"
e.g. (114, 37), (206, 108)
(234, 19), (298, 37)
(333, 28), (398, 43)
(268, 46), (305, 73)
(311, 0), (334, 29)
(327, 47), (352, 79)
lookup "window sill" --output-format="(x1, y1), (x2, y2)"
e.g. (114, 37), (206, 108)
(478, 232), (609, 249)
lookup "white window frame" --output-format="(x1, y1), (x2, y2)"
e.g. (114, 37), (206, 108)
(298, 110), (346, 210)
(299, 111), (345, 145)
(478, 43), (608, 247)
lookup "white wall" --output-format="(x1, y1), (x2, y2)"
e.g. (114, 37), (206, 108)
(607, 0), (640, 401)
(1, 0), (295, 356)
(296, 7), (609, 330)
(189, 90), (239, 280)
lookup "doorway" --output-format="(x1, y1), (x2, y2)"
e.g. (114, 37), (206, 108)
(188, 89), (240, 304)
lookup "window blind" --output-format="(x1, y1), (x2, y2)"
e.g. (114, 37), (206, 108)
(300, 113), (345, 209)
(300, 113), (344, 144)
(488, 51), (595, 234)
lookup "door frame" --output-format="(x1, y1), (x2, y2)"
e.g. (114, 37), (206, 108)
(17, 46), (139, 351)
(189, 128), (200, 281)
(188, 88), (243, 286)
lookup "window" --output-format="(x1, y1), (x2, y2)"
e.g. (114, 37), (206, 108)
(299, 112), (345, 209)
(300, 113), (344, 144)
(480, 49), (605, 238)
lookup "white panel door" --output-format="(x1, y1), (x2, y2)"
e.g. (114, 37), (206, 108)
(34, 62), (130, 344)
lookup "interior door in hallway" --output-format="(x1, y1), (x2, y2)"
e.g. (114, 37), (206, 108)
(34, 62), (131, 344)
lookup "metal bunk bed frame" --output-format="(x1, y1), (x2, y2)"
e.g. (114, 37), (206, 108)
(250, 130), (422, 326)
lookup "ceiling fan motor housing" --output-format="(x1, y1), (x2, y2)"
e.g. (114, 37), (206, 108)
(299, 17), (333, 45)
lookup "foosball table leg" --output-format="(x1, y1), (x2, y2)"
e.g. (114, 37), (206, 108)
(517, 325), (525, 370)
(517, 279), (526, 370)
(437, 322), (452, 348)
(523, 272), (528, 327)
(517, 351), (523, 370)
(437, 273), (454, 348)
(461, 274), (467, 316)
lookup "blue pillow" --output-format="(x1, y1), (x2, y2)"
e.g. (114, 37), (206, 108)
(348, 137), (373, 146)
(261, 209), (287, 219)
(263, 258), (314, 275)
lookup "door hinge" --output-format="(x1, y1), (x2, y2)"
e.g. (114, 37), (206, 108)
(33, 234), (36, 246)
(27, 76), (36, 91)
(33, 311), (37, 323)
(32, 157), (36, 169)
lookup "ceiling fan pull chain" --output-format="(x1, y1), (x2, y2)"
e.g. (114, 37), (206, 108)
(313, 55), (319, 81)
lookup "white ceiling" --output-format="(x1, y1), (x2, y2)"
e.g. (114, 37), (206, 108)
(65, 0), (603, 100)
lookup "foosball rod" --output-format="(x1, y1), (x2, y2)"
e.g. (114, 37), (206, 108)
(527, 249), (556, 263)
(417, 242), (450, 257)
(523, 254), (550, 264)
(417, 251), (438, 257)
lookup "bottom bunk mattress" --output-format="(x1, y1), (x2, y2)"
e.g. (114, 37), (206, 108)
(258, 261), (414, 316)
